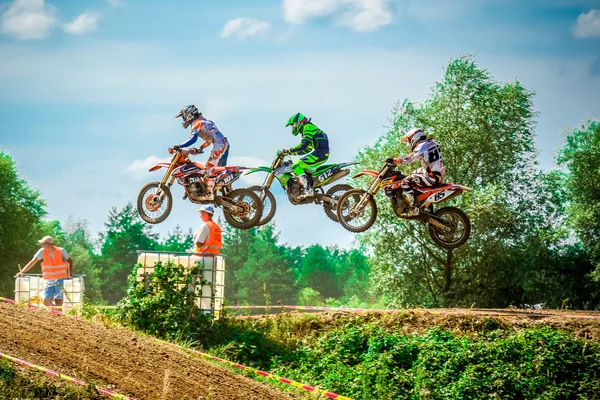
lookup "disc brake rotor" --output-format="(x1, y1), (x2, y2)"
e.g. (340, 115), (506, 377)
(145, 194), (161, 212)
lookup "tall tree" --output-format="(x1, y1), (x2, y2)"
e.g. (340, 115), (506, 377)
(97, 202), (158, 303)
(0, 153), (47, 297)
(298, 245), (343, 299)
(220, 221), (257, 303)
(234, 225), (297, 305)
(62, 218), (104, 302)
(355, 56), (540, 307)
(558, 121), (600, 279)
(156, 225), (194, 252)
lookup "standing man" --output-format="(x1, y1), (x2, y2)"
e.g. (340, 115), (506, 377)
(17, 236), (73, 307)
(193, 205), (222, 255)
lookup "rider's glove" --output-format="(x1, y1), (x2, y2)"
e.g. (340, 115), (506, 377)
(173, 145), (181, 152)
(386, 157), (397, 165)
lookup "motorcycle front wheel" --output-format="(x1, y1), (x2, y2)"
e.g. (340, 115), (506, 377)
(248, 186), (277, 226)
(137, 181), (173, 224)
(221, 188), (263, 230)
(427, 206), (471, 249)
(336, 188), (378, 233)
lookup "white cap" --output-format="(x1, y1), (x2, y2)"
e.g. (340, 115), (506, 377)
(197, 205), (215, 214)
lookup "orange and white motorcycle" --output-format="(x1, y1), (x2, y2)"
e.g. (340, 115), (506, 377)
(336, 160), (472, 248)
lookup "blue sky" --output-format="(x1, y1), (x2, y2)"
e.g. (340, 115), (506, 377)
(1, 0), (599, 248)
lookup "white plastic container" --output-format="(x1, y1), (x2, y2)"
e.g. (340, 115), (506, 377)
(62, 277), (85, 306)
(135, 251), (226, 317)
(137, 252), (179, 267)
(14, 277), (30, 303)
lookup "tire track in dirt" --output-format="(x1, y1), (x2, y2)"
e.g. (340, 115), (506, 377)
(0, 302), (299, 400)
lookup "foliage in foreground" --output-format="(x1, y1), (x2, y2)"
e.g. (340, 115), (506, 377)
(0, 359), (102, 399)
(111, 263), (600, 400)
(207, 317), (600, 400)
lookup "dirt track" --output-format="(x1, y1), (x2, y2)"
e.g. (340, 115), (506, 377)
(0, 302), (298, 400)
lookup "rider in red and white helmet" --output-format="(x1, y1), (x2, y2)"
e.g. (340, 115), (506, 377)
(386, 128), (446, 216)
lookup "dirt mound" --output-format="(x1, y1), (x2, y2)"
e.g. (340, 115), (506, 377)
(0, 302), (298, 400)
(236, 308), (600, 341)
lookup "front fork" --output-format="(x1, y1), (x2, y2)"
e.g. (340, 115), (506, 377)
(352, 165), (389, 215)
(258, 172), (276, 201)
(155, 153), (179, 199)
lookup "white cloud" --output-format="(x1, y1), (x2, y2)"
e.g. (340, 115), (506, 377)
(107, 0), (124, 7)
(281, 0), (392, 32)
(221, 17), (269, 39)
(63, 11), (100, 35)
(124, 156), (170, 180)
(1, 0), (57, 40)
(573, 9), (600, 38)
(228, 156), (271, 186)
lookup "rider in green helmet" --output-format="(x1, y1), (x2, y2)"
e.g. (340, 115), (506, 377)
(278, 113), (330, 199)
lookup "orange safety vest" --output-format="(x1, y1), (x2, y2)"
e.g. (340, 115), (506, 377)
(41, 247), (69, 280)
(194, 220), (222, 255)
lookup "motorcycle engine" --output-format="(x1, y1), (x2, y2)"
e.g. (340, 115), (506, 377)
(187, 177), (207, 200)
(286, 178), (304, 203)
(391, 192), (409, 216)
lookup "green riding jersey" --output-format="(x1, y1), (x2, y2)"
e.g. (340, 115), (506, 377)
(288, 122), (330, 176)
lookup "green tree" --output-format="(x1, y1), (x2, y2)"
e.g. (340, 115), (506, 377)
(558, 121), (600, 279)
(355, 55), (541, 307)
(62, 218), (104, 302)
(97, 202), (158, 303)
(234, 225), (297, 305)
(220, 221), (257, 303)
(298, 245), (343, 299)
(156, 225), (193, 252)
(0, 153), (47, 297)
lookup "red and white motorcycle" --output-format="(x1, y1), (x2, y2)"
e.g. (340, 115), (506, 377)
(336, 160), (472, 248)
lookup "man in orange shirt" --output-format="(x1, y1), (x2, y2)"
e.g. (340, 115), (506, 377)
(193, 205), (222, 255)
(18, 236), (73, 307)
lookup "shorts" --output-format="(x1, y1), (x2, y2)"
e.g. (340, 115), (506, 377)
(42, 278), (66, 300)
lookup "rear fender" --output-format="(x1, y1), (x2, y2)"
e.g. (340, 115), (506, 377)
(420, 189), (464, 207)
(216, 170), (242, 186)
(352, 170), (379, 179)
(338, 161), (359, 169)
(244, 166), (273, 175)
(149, 163), (172, 172)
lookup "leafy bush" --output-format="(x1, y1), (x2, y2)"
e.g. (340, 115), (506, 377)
(0, 359), (102, 399)
(114, 261), (213, 342)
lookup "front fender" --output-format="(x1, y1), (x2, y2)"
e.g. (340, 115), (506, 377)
(353, 170), (379, 179)
(244, 166), (273, 175)
(149, 163), (172, 172)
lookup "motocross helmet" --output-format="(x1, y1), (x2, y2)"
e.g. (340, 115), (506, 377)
(401, 128), (427, 151)
(286, 113), (309, 136)
(174, 105), (201, 129)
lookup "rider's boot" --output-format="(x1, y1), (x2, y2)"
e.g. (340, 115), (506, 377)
(297, 174), (313, 199)
(403, 188), (419, 216)
(197, 175), (216, 201)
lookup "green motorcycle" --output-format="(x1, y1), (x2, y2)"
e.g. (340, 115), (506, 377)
(245, 154), (356, 226)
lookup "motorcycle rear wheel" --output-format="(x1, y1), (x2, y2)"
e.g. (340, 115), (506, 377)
(221, 188), (263, 230)
(323, 184), (353, 223)
(137, 181), (173, 224)
(427, 206), (471, 249)
(336, 188), (378, 233)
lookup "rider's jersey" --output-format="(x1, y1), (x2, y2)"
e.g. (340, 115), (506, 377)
(289, 123), (330, 156)
(399, 139), (446, 177)
(180, 118), (226, 149)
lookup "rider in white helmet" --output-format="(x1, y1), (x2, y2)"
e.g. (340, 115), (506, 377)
(386, 128), (446, 216)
